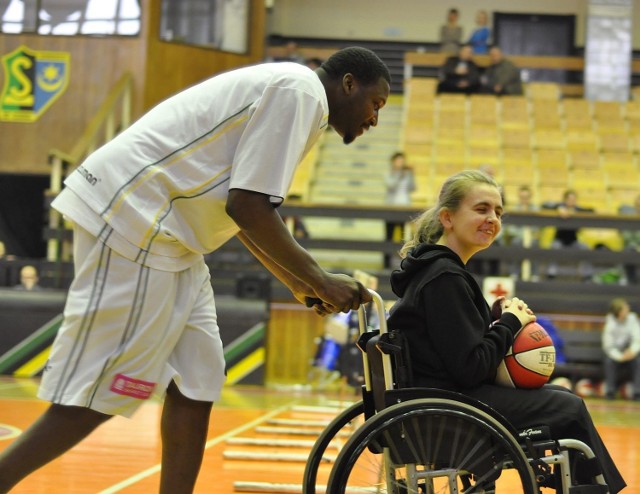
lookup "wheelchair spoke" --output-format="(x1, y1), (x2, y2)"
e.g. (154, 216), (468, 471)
(303, 401), (365, 494)
(327, 399), (538, 494)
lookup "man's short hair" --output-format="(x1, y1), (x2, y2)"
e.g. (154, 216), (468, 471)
(321, 47), (391, 86)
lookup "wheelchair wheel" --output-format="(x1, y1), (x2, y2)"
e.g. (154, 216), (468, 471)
(303, 400), (365, 494)
(327, 398), (538, 494)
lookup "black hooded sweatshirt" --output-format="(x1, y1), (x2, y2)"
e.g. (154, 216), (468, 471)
(387, 244), (522, 390)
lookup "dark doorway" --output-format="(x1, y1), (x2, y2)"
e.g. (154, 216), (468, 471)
(0, 173), (48, 258)
(493, 13), (576, 83)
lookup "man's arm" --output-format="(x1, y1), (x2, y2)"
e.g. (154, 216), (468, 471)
(235, 229), (311, 305)
(226, 188), (370, 313)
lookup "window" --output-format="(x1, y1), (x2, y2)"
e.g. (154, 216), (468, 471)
(1, 0), (141, 36)
(159, 0), (250, 54)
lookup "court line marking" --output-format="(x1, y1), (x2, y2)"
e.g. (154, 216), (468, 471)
(14, 346), (51, 377)
(226, 347), (265, 385)
(0, 382), (26, 390)
(98, 400), (298, 493)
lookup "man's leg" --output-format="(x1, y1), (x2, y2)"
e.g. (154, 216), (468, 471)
(0, 404), (111, 492)
(159, 381), (213, 494)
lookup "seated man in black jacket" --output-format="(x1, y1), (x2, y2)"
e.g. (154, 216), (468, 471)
(437, 44), (481, 94)
(544, 189), (595, 280)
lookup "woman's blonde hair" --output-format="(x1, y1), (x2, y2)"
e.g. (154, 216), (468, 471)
(400, 169), (500, 257)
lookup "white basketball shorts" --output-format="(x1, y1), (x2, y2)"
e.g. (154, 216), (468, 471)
(38, 225), (226, 418)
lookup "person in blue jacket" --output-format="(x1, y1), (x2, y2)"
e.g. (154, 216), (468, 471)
(468, 10), (491, 55)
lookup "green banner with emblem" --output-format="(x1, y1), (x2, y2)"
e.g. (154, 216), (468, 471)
(1, 45), (70, 123)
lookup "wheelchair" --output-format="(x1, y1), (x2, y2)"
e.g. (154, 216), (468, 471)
(303, 290), (609, 494)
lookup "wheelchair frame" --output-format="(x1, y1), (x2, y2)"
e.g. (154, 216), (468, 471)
(303, 290), (609, 494)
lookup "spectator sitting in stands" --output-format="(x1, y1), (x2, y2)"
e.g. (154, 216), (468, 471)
(384, 151), (416, 268)
(385, 151), (415, 207)
(602, 298), (640, 400)
(467, 10), (491, 54)
(544, 189), (594, 281)
(439, 7), (463, 53)
(437, 44), (480, 94)
(281, 41), (305, 64)
(266, 40), (305, 64)
(503, 185), (541, 279)
(504, 184), (539, 233)
(13, 265), (43, 291)
(481, 46), (523, 95)
(618, 194), (640, 284)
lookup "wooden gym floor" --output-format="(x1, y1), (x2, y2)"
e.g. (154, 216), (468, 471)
(1, 376), (639, 493)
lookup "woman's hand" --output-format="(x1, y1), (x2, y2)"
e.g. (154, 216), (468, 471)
(490, 296), (505, 321)
(501, 296), (536, 328)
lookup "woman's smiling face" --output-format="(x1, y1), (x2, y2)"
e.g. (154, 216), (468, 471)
(439, 183), (503, 262)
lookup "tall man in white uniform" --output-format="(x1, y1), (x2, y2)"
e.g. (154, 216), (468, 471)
(0, 47), (391, 493)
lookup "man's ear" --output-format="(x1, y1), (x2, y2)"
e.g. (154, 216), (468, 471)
(342, 73), (355, 94)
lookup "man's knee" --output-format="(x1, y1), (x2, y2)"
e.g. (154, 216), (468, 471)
(165, 381), (213, 412)
(46, 404), (113, 430)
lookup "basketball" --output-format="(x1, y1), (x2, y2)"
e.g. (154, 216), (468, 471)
(495, 321), (556, 389)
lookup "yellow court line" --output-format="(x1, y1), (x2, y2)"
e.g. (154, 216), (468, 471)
(98, 400), (296, 494)
(14, 346), (51, 378)
(225, 348), (265, 385)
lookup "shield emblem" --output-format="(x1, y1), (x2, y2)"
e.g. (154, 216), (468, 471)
(1, 45), (70, 122)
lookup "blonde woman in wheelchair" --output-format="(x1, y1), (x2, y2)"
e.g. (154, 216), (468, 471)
(386, 170), (625, 492)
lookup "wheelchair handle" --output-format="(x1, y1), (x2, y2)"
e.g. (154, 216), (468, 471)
(357, 289), (394, 392)
(305, 289), (386, 327)
(357, 289), (388, 335)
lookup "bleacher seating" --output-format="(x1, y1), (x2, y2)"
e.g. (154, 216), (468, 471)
(287, 74), (639, 259)
(399, 77), (640, 213)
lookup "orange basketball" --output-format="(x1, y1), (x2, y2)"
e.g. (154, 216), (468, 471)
(495, 322), (556, 389)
